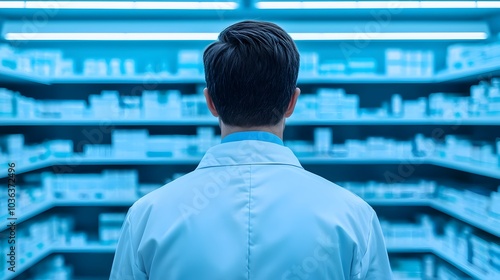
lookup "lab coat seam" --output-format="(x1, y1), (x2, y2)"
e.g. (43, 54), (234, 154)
(247, 165), (253, 280)
(125, 213), (147, 278)
(356, 211), (375, 277)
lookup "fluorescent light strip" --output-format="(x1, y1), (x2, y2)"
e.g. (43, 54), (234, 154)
(290, 32), (488, 40)
(477, 1), (500, 7)
(357, 1), (420, 8)
(419, 1), (476, 8)
(291, 1), (357, 8)
(135, 2), (238, 9)
(2, 1), (238, 10)
(256, 1), (500, 9)
(0, 1), (25, 8)
(25, 1), (134, 9)
(4, 32), (487, 41)
(4, 33), (220, 41)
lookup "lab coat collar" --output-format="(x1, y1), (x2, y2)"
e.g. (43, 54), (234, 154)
(196, 140), (303, 169)
(221, 131), (284, 146)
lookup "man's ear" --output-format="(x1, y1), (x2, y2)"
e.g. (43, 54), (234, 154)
(203, 88), (219, 117)
(284, 87), (301, 118)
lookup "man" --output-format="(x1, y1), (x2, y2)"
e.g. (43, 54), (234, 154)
(110, 20), (392, 280)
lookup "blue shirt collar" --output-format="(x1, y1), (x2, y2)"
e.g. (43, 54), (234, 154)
(221, 131), (284, 146)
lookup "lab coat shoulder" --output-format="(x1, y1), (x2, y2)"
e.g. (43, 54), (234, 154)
(127, 169), (201, 223)
(111, 171), (207, 280)
(300, 168), (375, 217)
(296, 169), (392, 279)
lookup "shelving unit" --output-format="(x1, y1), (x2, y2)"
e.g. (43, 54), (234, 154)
(431, 200), (500, 237)
(387, 239), (497, 279)
(2, 155), (499, 179)
(2, 117), (500, 126)
(1, 245), (52, 280)
(1, 174), (498, 279)
(1, 3), (499, 279)
(3, 235), (494, 280)
(1, 61), (500, 86)
(0, 200), (52, 229)
(0, 67), (50, 85)
(433, 243), (495, 280)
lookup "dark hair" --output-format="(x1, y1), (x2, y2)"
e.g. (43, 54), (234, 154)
(203, 20), (300, 127)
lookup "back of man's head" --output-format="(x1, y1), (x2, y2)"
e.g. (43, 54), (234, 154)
(203, 20), (300, 127)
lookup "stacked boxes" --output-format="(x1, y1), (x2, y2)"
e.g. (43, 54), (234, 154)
(177, 50), (203, 76)
(386, 49), (434, 77)
(429, 93), (469, 119)
(0, 134), (24, 156)
(380, 215), (434, 243)
(121, 95), (142, 119)
(99, 213), (127, 245)
(89, 91), (120, 119)
(489, 187), (500, 219)
(342, 180), (436, 199)
(300, 52), (319, 76)
(313, 128), (332, 154)
(30, 255), (73, 280)
(316, 88), (358, 119)
(447, 41), (500, 71)
(435, 135), (499, 166)
(112, 129), (149, 157)
(470, 235), (490, 272)
(346, 58), (377, 75)
(491, 243), (500, 276)
(1, 79), (499, 121)
(0, 88), (14, 117)
(42, 170), (138, 201)
(318, 60), (345, 76)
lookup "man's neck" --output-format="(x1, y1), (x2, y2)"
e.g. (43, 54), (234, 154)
(220, 120), (285, 140)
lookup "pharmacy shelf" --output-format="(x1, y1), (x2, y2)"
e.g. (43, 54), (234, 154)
(431, 200), (500, 237)
(78, 156), (203, 165)
(50, 74), (206, 84)
(365, 198), (431, 206)
(1, 61), (499, 86)
(0, 67), (50, 85)
(387, 239), (494, 280)
(430, 157), (500, 179)
(296, 156), (410, 164)
(1, 243), (114, 280)
(0, 156), (203, 178)
(0, 199), (137, 232)
(434, 60), (500, 83)
(0, 117), (219, 126)
(3, 158), (54, 177)
(6, 196), (499, 244)
(3, 244), (53, 280)
(0, 200), (52, 231)
(9, 240), (489, 280)
(288, 118), (500, 126)
(55, 199), (137, 207)
(5, 240), (492, 280)
(53, 243), (117, 253)
(2, 156), (498, 179)
(386, 240), (433, 253)
(365, 197), (500, 237)
(298, 74), (434, 84)
(43, 62), (500, 84)
(433, 243), (493, 280)
(1, 199), (495, 280)
(2, 117), (500, 126)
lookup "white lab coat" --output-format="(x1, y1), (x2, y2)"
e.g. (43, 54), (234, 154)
(110, 137), (393, 280)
